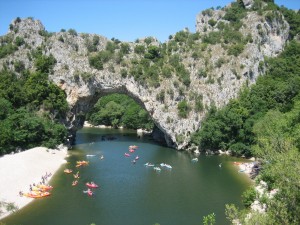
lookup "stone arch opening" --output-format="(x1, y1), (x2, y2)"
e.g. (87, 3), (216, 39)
(65, 86), (173, 148)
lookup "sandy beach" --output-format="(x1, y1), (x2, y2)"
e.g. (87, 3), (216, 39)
(0, 146), (68, 220)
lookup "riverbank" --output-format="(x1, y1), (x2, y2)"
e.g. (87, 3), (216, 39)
(0, 146), (68, 220)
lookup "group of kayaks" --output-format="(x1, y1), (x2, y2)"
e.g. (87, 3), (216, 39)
(124, 145), (140, 164)
(145, 162), (173, 172)
(23, 184), (53, 198)
(64, 160), (100, 197)
(84, 182), (99, 196)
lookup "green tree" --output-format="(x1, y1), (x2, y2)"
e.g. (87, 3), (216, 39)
(34, 54), (57, 73)
(203, 213), (216, 225)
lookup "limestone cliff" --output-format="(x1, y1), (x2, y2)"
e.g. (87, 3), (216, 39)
(0, 1), (290, 151)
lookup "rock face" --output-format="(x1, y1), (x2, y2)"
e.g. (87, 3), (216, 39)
(0, 3), (289, 151)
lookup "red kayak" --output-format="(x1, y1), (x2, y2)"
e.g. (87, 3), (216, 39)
(86, 182), (99, 188)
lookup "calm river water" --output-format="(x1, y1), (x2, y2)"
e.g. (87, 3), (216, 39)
(2, 127), (251, 225)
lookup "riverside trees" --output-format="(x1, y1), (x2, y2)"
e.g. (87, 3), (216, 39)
(0, 53), (68, 155)
(191, 35), (300, 225)
(87, 93), (154, 131)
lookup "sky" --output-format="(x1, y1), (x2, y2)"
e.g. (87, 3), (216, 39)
(0, 0), (299, 43)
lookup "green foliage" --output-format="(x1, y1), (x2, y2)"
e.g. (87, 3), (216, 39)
(227, 43), (244, 56)
(174, 30), (189, 43)
(87, 94), (153, 130)
(105, 41), (118, 53)
(0, 69), (68, 155)
(67, 28), (77, 36)
(144, 37), (153, 45)
(34, 54), (57, 73)
(203, 213), (216, 225)
(208, 19), (217, 27)
(0, 43), (18, 59)
(156, 90), (165, 103)
(85, 36), (99, 53)
(14, 36), (25, 46)
(134, 45), (145, 54)
(223, 2), (246, 23)
(191, 39), (300, 224)
(202, 31), (222, 45)
(242, 186), (257, 208)
(120, 43), (130, 54)
(89, 51), (113, 70)
(177, 100), (190, 118)
(144, 45), (160, 60)
(14, 60), (25, 73)
(280, 6), (300, 39)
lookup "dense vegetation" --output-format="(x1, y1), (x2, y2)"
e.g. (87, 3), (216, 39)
(190, 4), (300, 223)
(87, 93), (154, 131)
(0, 53), (68, 155)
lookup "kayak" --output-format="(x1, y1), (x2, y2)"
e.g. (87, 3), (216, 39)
(76, 161), (89, 168)
(83, 189), (94, 196)
(86, 182), (99, 188)
(64, 169), (73, 174)
(72, 180), (78, 186)
(129, 145), (138, 149)
(37, 184), (53, 191)
(124, 153), (130, 157)
(24, 191), (51, 198)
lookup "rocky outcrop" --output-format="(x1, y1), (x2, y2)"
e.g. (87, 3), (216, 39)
(0, 2), (290, 151)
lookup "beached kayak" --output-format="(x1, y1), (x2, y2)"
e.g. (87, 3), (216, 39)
(23, 191), (51, 198)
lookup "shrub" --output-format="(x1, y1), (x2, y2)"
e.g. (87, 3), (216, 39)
(34, 54), (57, 73)
(0, 43), (18, 59)
(14, 36), (25, 46)
(177, 100), (190, 118)
(14, 60), (25, 73)
(105, 41), (117, 53)
(120, 68), (127, 78)
(174, 30), (189, 43)
(120, 43), (130, 54)
(144, 37), (153, 45)
(134, 45), (145, 54)
(227, 44), (244, 56)
(144, 45), (160, 60)
(68, 29), (77, 36)
(156, 90), (165, 103)
(88, 51), (113, 70)
(208, 19), (217, 27)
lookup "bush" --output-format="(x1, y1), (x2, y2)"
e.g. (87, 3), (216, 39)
(14, 36), (25, 46)
(89, 51), (112, 70)
(227, 44), (244, 56)
(134, 45), (145, 54)
(242, 186), (257, 208)
(177, 100), (190, 118)
(105, 41), (117, 53)
(144, 45), (160, 60)
(0, 43), (18, 59)
(34, 54), (57, 73)
(120, 43), (130, 54)
(68, 29), (77, 36)
(208, 19), (217, 27)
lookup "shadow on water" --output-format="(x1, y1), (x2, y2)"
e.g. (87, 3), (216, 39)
(2, 127), (251, 225)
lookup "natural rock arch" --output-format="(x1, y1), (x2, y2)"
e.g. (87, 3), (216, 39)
(1, 11), (289, 150)
(63, 83), (174, 148)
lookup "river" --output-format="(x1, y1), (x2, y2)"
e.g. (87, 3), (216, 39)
(2, 127), (251, 225)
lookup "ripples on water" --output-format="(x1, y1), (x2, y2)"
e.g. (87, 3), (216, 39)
(2, 127), (251, 225)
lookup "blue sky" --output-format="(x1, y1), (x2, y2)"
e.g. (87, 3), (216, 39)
(0, 0), (299, 42)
